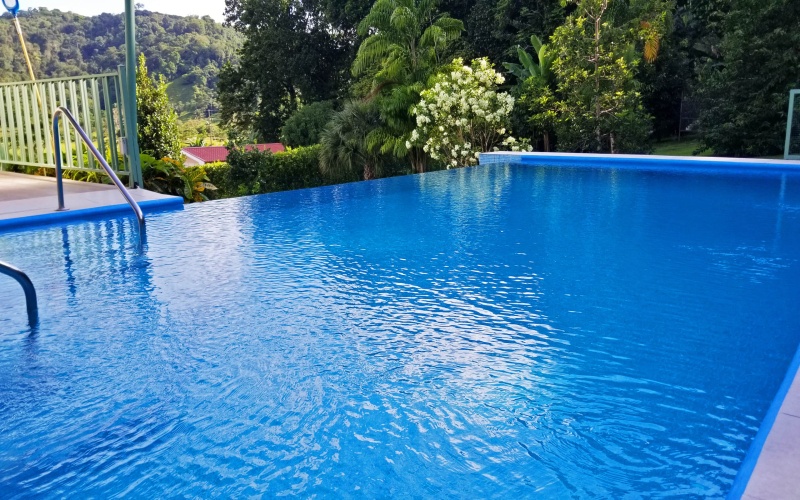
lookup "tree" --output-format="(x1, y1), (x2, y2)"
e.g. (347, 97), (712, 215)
(544, 0), (668, 153)
(280, 101), (336, 148)
(697, 0), (800, 156)
(410, 57), (523, 168)
(136, 53), (181, 159)
(353, 0), (463, 173)
(218, 0), (361, 141)
(439, 0), (566, 65)
(505, 35), (557, 150)
(319, 101), (383, 181)
(516, 76), (558, 151)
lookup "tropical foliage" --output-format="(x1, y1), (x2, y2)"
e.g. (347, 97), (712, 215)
(141, 154), (217, 202)
(352, 0), (464, 173)
(218, 0), (363, 141)
(503, 35), (555, 83)
(320, 101), (384, 180)
(546, 0), (656, 153)
(223, 145), (332, 196)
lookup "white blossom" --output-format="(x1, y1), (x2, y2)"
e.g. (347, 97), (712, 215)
(409, 57), (521, 169)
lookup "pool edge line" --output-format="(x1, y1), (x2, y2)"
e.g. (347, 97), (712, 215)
(726, 340), (800, 499)
(0, 196), (184, 232)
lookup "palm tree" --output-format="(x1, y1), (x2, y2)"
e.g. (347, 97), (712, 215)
(353, 0), (463, 173)
(319, 101), (383, 181)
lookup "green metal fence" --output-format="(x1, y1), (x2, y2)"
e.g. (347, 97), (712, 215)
(786, 90), (800, 160)
(0, 70), (133, 180)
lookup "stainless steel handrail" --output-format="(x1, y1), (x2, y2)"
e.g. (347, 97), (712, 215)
(0, 260), (38, 327)
(53, 106), (145, 237)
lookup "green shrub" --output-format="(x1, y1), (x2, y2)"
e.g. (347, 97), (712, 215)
(202, 161), (231, 198)
(141, 154), (216, 202)
(225, 145), (330, 196)
(280, 101), (335, 148)
(137, 55), (181, 159)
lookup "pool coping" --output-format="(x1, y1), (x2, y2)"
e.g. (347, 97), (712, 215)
(0, 196), (184, 232)
(479, 151), (800, 499)
(479, 151), (800, 173)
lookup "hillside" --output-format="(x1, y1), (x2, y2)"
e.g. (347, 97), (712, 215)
(0, 8), (242, 119)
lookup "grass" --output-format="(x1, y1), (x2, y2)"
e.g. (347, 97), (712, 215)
(652, 138), (788, 160)
(166, 75), (201, 121)
(652, 138), (712, 157)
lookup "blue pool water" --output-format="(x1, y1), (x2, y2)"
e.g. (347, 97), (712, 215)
(2, 163), (800, 497)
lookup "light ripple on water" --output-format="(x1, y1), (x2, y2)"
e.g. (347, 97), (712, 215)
(1, 164), (800, 497)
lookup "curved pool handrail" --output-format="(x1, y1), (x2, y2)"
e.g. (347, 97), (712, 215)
(53, 106), (145, 238)
(0, 260), (38, 327)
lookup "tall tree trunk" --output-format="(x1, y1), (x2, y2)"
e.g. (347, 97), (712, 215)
(363, 163), (375, 180)
(543, 131), (551, 152)
(594, 15), (602, 151)
(410, 147), (426, 173)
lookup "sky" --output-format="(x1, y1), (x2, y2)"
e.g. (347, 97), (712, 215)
(25, 0), (227, 22)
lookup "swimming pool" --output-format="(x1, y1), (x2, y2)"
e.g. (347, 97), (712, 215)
(2, 162), (800, 497)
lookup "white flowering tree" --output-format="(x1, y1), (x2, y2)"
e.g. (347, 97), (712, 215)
(409, 57), (527, 168)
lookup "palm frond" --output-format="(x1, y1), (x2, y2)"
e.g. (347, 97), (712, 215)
(390, 5), (416, 33)
(353, 34), (393, 76)
(358, 0), (396, 36)
(643, 37), (659, 63)
(432, 17), (464, 41)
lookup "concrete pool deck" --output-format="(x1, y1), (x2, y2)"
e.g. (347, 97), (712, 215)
(0, 171), (183, 230)
(480, 152), (800, 500)
(742, 366), (800, 499)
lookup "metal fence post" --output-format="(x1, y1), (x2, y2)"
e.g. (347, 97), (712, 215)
(124, 0), (143, 188)
(785, 90), (799, 160)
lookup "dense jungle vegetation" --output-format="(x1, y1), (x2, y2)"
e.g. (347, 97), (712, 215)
(218, 0), (799, 169)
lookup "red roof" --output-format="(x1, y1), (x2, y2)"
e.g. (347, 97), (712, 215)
(181, 144), (285, 163)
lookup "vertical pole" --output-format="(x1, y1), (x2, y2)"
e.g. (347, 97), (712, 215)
(13, 16), (42, 107)
(53, 110), (66, 211)
(124, 0), (143, 188)
(785, 90), (796, 160)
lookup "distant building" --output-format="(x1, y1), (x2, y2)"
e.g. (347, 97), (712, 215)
(181, 144), (285, 166)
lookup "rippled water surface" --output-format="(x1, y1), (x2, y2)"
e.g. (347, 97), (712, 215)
(2, 164), (800, 497)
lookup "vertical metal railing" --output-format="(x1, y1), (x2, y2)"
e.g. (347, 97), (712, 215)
(0, 72), (133, 182)
(0, 260), (38, 327)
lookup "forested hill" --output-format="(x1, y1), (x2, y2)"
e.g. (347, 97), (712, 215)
(0, 8), (242, 117)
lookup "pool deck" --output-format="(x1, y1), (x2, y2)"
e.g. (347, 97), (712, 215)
(481, 152), (800, 500)
(0, 171), (183, 230)
(742, 367), (800, 499)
